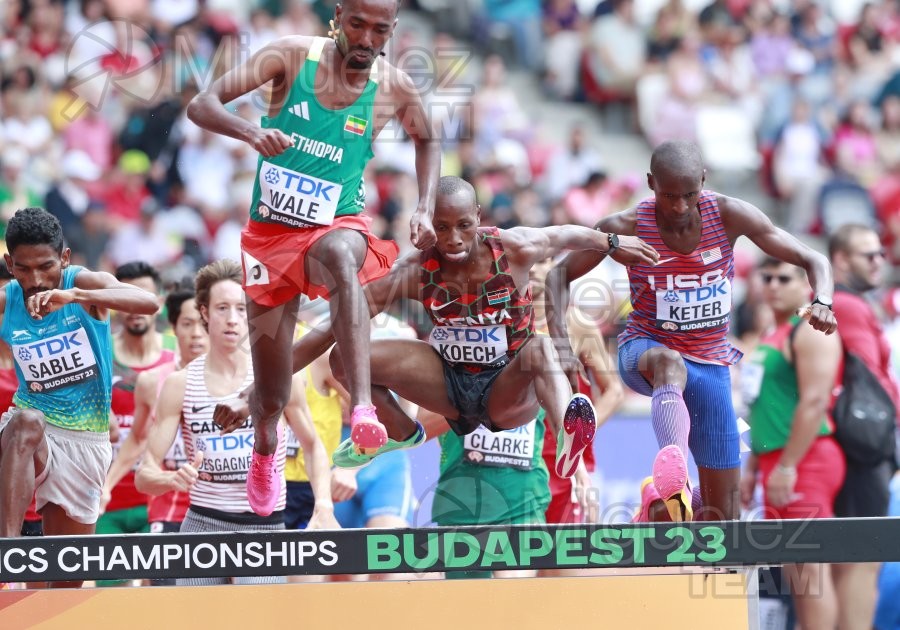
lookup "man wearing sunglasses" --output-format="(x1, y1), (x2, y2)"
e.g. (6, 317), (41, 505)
(828, 224), (897, 630)
(740, 258), (844, 629)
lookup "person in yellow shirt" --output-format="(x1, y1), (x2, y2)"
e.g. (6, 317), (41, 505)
(284, 318), (345, 531)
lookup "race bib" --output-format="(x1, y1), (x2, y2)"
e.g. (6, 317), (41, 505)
(13, 327), (99, 393)
(285, 426), (301, 459)
(257, 160), (342, 228)
(194, 428), (254, 484)
(428, 325), (508, 365)
(740, 357), (765, 407)
(163, 432), (188, 471)
(463, 420), (536, 470)
(655, 279), (732, 332)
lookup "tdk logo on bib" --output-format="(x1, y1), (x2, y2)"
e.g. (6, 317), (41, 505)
(428, 325), (508, 364)
(13, 327), (99, 392)
(204, 434), (255, 451)
(259, 160), (343, 228)
(649, 271), (732, 332)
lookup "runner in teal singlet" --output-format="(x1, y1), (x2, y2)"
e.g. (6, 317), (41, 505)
(0, 208), (158, 588)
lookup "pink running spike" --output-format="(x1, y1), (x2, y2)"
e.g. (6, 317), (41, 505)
(350, 405), (387, 456)
(246, 421), (285, 517)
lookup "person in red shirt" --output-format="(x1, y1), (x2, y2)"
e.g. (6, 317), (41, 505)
(97, 261), (172, 587)
(829, 225), (899, 630)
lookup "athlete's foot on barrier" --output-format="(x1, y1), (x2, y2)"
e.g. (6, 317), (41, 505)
(555, 393), (597, 478)
(333, 421), (426, 469)
(651, 445), (693, 522)
(350, 405), (388, 456)
(247, 422), (285, 517)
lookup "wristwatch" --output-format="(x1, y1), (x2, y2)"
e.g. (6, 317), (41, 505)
(811, 295), (833, 310)
(606, 233), (620, 256)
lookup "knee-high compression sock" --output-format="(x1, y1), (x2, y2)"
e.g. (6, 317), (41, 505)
(651, 384), (690, 458)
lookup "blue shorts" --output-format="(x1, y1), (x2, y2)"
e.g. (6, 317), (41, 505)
(618, 337), (740, 470)
(333, 428), (415, 528)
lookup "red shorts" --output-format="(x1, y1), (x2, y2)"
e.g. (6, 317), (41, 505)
(240, 215), (399, 307)
(545, 475), (584, 524)
(758, 436), (845, 520)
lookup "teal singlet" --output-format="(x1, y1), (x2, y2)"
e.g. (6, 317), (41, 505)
(249, 37), (378, 228)
(0, 266), (113, 432)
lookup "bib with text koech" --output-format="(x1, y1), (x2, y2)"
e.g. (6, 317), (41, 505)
(463, 420), (536, 470)
(13, 327), (99, 393)
(655, 278), (732, 332)
(258, 160), (342, 227)
(428, 325), (508, 365)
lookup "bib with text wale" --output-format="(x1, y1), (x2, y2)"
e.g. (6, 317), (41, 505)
(257, 160), (343, 228)
(463, 420), (537, 470)
(13, 327), (99, 393)
(194, 424), (255, 484)
(428, 324), (509, 365)
(654, 278), (732, 333)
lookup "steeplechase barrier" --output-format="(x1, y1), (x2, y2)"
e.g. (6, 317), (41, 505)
(1, 517), (896, 629)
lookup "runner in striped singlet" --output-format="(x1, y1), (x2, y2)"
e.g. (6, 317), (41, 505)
(102, 286), (209, 586)
(546, 140), (838, 522)
(136, 260), (337, 586)
(217, 176), (659, 477)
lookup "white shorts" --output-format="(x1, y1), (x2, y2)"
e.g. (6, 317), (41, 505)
(0, 411), (112, 525)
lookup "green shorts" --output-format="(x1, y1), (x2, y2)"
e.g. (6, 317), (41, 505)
(95, 505), (149, 586)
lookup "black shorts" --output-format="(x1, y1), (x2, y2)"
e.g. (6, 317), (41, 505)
(442, 361), (506, 435)
(148, 521), (182, 586)
(21, 519), (42, 537)
(284, 481), (315, 530)
(834, 460), (895, 518)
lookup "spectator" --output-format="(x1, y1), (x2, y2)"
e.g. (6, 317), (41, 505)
(0, 145), (40, 231)
(472, 55), (529, 157)
(585, 0), (646, 98)
(540, 123), (603, 204)
(834, 99), (882, 187)
(542, 0), (586, 100)
(651, 30), (710, 145)
(646, 5), (683, 66)
(750, 12), (795, 82)
(772, 98), (829, 234)
(479, 0), (543, 72)
(741, 258), (843, 629)
(44, 149), (102, 254)
(103, 149), (153, 226)
(829, 225), (899, 630)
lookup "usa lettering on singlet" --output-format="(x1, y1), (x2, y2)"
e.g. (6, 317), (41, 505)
(421, 227), (536, 369)
(249, 37), (377, 228)
(463, 420), (537, 470)
(180, 356), (287, 513)
(618, 192), (742, 366)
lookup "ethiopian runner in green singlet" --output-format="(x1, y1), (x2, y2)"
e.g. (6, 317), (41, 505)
(187, 0), (440, 517)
